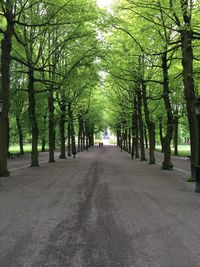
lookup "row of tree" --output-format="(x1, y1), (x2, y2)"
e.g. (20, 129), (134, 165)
(102, 0), (200, 189)
(0, 0), (106, 185)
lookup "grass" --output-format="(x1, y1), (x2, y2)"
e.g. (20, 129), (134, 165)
(9, 144), (43, 153)
(94, 139), (102, 144)
(9, 143), (191, 157)
(155, 145), (190, 157)
(187, 176), (195, 182)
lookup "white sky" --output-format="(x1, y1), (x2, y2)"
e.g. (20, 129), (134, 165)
(97, 0), (112, 8)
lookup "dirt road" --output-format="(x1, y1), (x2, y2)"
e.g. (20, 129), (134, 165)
(0, 146), (200, 267)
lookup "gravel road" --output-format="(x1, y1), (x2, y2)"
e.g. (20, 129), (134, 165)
(0, 146), (200, 267)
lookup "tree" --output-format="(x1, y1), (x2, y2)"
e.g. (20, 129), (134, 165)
(0, 0), (15, 180)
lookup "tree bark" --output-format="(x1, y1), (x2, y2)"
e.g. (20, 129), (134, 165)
(141, 82), (156, 164)
(137, 88), (146, 161)
(81, 119), (84, 151)
(83, 125), (86, 151)
(28, 69), (39, 167)
(131, 112), (135, 159)
(7, 120), (10, 157)
(123, 129), (128, 151)
(78, 113), (82, 153)
(85, 124), (89, 150)
(117, 128), (121, 147)
(48, 92), (55, 162)
(0, 1), (14, 178)
(134, 97), (140, 158)
(144, 126), (148, 149)
(70, 108), (76, 158)
(16, 117), (24, 155)
(159, 119), (164, 153)
(128, 128), (131, 153)
(41, 115), (46, 153)
(180, 27), (197, 179)
(67, 104), (72, 157)
(88, 124), (94, 147)
(59, 106), (66, 159)
(173, 114), (179, 156)
(161, 51), (174, 170)
(41, 138), (45, 153)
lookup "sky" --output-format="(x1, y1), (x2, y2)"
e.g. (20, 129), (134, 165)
(97, 0), (112, 8)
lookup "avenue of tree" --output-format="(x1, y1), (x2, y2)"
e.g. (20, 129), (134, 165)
(0, 0), (200, 191)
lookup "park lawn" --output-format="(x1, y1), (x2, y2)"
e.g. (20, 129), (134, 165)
(155, 145), (191, 157)
(9, 144), (43, 153)
(9, 144), (191, 157)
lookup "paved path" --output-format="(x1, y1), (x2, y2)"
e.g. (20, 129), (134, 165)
(0, 146), (200, 267)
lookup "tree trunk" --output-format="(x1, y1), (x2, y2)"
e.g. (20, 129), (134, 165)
(16, 117), (24, 155)
(162, 51), (174, 170)
(70, 109), (76, 158)
(121, 131), (124, 150)
(141, 79), (155, 164)
(88, 125), (94, 147)
(137, 88), (146, 161)
(149, 122), (156, 164)
(41, 138), (45, 153)
(144, 126), (148, 149)
(78, 114), (82, 153)
(28, 69), (39, 167)
(7, 120), (10, 157)
(159, 119), (164, 153)
(81, 120), (84, 151)
(174, 115), (179, 156)
(181, 29), (197, 179)
(59, 107), (66, 159)
(41, 115), (46, 153)
(48, 93), (55, 161)
(78, 133), (81, 153)
(80, 131), (83, 151)
(83, 126), (86, 151)
(123, 129), (128, 151)
(0, 2), (14, 178)
(128, 128), (131, 153)
(131, 112), (135, 159)
(117, 128), (120, 147)
(85, 125), (89, 150)
(67, 104), (71, 157)
(160, 124), (163, 152)
(53, 131), (56, 150)
(134, 97), (139, 159)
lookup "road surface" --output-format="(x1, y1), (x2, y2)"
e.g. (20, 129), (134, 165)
(0, 146), (200, 267)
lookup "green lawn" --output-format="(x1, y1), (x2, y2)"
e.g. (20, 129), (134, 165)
(9, 143), (191, 157)
(9, 144), (43, 153)
(155, 145), (190, 157)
